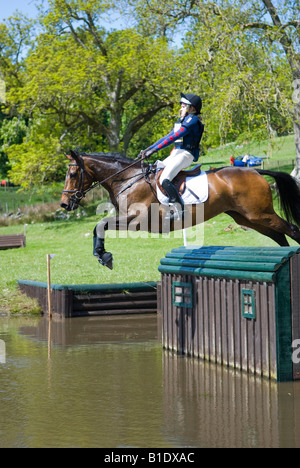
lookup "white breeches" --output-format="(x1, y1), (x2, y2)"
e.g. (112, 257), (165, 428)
(159, 149), (194, 184)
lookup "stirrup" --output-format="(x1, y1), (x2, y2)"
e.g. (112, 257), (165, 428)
(165, 204), (186, 222)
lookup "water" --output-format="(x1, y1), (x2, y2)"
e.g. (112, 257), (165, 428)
(0, 314), (300, 448)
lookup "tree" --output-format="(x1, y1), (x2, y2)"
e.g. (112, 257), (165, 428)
(8, 0), (177, 154)
(126, 0), (300, 175)
(0, 117), (27, 177)
(179, 16), (292, 148)
(0, 14), (35, 180)
(2, 0), (183, 186)
(238, 0), (300, 176)
(0, 14), (34, 89)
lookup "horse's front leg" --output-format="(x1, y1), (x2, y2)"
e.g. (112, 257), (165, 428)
(93, 218), (113, 269)
(93, 215), (135, 270)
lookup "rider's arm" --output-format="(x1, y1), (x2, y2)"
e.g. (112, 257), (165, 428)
(151, 126), (190, 152)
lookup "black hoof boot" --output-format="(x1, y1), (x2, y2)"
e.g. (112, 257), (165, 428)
(98, 252), (113, 270)
(93, 235), (105, 257)
(93, 235), (113, 269)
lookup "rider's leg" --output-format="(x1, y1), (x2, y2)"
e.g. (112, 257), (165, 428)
(160, 149), (194, 220)
(161, 179), (185, 215)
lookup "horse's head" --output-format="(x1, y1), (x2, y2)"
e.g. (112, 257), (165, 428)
(60, 150), (92, 211)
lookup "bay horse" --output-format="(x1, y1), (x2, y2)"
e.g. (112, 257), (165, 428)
(60, 149), (300, 269)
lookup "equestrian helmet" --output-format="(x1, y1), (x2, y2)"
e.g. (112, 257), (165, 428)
(180, 92), (202, 114)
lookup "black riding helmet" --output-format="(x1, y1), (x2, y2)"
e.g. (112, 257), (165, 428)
(180, 92), (202, 115)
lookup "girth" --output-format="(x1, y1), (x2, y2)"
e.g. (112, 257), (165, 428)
(156, 164), (202, 196)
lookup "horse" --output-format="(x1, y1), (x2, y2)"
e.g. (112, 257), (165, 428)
(60, 149), (300, 269)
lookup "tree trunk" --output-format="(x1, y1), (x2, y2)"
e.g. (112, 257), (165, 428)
(291, 78), (300, 179)
(260, 0), (300, 179)
(108, 108), (122, 152)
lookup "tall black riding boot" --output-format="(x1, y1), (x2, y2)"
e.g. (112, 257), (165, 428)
(161, 179), (186, 222)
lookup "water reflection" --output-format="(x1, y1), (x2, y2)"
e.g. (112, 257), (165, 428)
(0, 315), (300, 448)
(163, 352), (300, 448)
(20, 314), (159, 347)
(0, 339), (5, 364)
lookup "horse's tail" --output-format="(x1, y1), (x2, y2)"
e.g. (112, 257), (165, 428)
(256, 169), (300, 227)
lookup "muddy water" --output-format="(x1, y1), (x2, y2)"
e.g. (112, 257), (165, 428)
(0, 314), (300, 448)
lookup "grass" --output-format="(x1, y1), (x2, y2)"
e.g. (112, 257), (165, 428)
(0, 216), (184, 314)
(0, 184), (64, 214)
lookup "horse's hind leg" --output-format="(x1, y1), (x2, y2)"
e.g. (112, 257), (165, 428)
(226, 211), (290, 246)
(287, 222), (300, 244)
(248, 211), (300, 245)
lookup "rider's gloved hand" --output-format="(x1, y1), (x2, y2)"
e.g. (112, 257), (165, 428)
(142, 147), (157, 159)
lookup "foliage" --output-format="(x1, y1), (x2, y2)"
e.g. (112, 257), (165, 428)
(8, 4), (178, 151)
(6, 118), (65, 188)
(123, 0), (299, 163)
(0, 116), (27, 176)
(0, 0), (298, 187)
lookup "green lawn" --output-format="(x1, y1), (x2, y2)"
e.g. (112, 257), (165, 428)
(0, 184), (64, 214)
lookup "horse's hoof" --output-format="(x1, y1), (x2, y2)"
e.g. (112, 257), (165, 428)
(98, 252), (113, 270)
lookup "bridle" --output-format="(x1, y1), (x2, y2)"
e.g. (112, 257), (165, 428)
(62, 152), (148, 208)
(62, 162), (101, 208)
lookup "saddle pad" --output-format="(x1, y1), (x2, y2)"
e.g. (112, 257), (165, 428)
(156, 165), (209, 205)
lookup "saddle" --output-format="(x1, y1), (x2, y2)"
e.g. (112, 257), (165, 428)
(156, 164), (202, 196)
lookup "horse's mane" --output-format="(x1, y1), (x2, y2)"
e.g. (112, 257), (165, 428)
(80, 151), (134, 164)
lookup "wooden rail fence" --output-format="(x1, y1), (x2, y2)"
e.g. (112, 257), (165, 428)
(18, 280), (158, 318)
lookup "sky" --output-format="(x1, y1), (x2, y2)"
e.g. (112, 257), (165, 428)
(0, 0), (44, 21)
(0, 0), (182, 45)
(0, 0), (130, 31)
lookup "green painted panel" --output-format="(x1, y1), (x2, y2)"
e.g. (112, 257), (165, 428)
(274, 262), (293, 382)
(160, 258), (281, 272)
(158, 264), (276, 282)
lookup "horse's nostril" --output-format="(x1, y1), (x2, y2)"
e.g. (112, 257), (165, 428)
(60, 202), (69, 210)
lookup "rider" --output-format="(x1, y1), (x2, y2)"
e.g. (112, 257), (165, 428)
(142, 92), (204, 221)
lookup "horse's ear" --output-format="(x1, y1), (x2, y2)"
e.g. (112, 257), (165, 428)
(65, 154), (72, 161)
(70, 149), (79, 160)
(70, 149), (83, 167)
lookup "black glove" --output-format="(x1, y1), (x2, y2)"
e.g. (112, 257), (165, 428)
(142, 147), (157, 159)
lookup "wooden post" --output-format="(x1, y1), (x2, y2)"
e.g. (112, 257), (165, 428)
(47, 254), (52, 319)
(183, 229), (188, 247)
